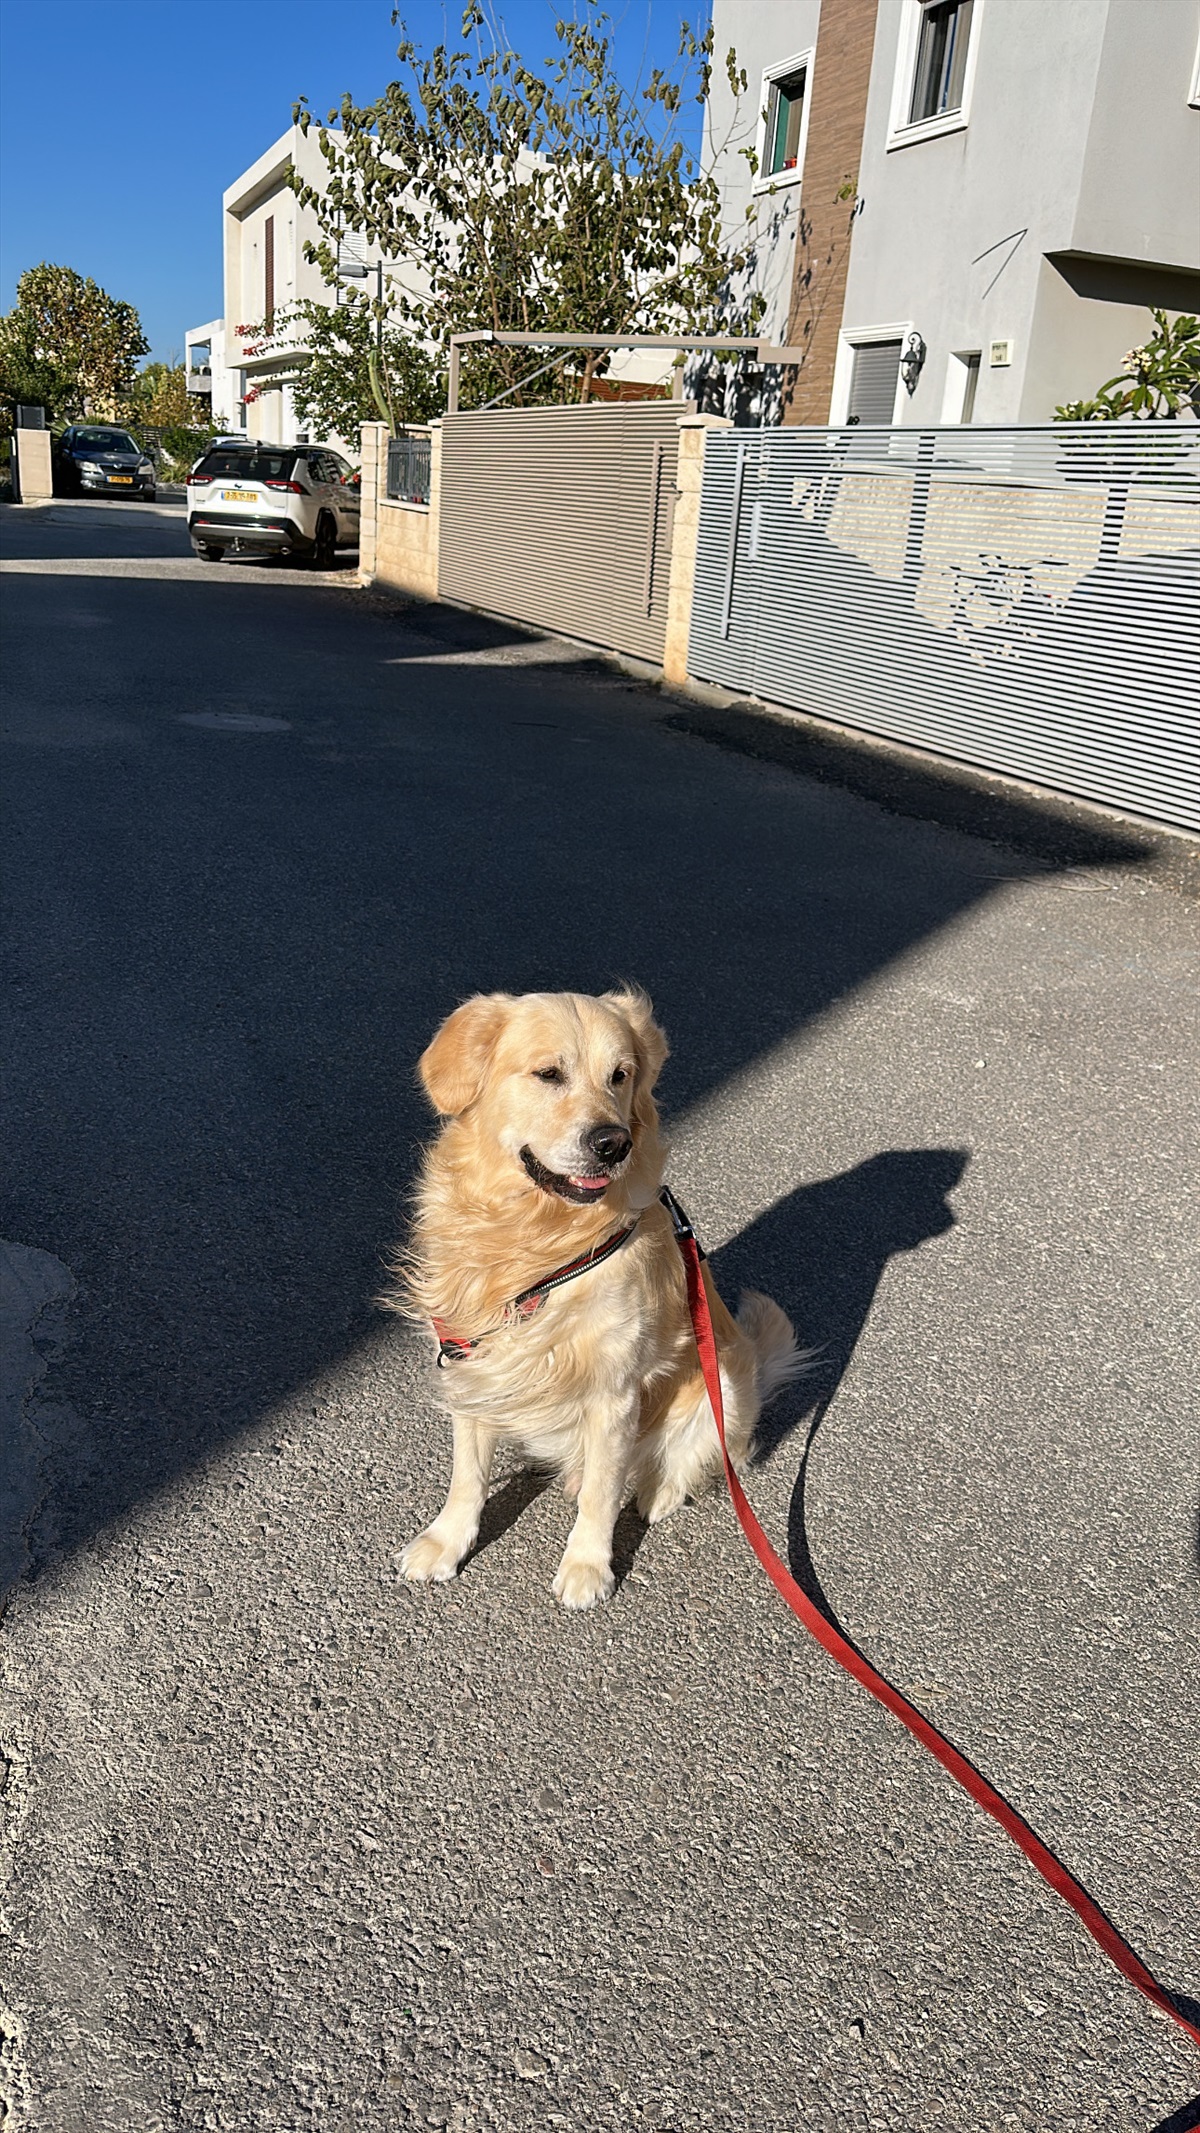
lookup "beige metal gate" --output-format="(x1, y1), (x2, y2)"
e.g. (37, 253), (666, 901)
(438, 404), (683, 663)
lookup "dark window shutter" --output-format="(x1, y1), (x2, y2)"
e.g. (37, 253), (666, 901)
(847, 340), (902, 424)
(264, 217), (275, 327)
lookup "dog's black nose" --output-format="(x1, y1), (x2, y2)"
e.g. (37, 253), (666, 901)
(586, 1121), (632, 1166)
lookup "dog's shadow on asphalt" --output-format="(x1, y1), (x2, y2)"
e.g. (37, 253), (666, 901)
(711, 1146), (969, 1608)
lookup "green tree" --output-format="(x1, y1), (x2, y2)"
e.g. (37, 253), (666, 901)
(288, 4), (758, 410)
(127, 360), (203, 427)
(0, 305), (80, 430)
(1056, 309), (1200, 420)
(236, 298), (442, 437)
(1, 264), (148, 422)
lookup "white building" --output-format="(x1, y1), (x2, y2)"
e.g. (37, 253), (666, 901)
(183, 320), (235, 429)
(705, 0), (1200, 424)
(188, 121), (694, 447)
(222, 124), (358, 446)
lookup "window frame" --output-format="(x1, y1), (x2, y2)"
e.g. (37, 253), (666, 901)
(887, 0), (984, 151)
(753, 48), (815, 194)
(830, 320), (915, 426)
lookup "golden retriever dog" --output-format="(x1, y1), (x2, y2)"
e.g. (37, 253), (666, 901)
(391, 988), (800, 1609)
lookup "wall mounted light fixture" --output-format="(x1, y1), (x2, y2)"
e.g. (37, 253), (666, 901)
(901, 332), (927, 394)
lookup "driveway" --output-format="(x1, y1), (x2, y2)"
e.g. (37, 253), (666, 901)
(2, 497), (1198, 2132)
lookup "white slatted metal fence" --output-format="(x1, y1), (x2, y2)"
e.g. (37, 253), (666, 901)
(687, 424), (1200, 832)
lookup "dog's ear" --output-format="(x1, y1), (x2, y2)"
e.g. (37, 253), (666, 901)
(419, 994), (512, 1115)
(604, 986), (669, 1111)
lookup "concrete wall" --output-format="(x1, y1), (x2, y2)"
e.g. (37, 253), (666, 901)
(1073, 0), (1200, 273)
(359, 421), (441, 600)
(1020, 253), (1200, 422)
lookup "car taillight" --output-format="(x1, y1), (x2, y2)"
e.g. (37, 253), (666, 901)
(187, 470), (210, 484)
(265, 478), (306, 494)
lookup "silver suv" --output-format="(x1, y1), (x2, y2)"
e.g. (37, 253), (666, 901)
(186, 442), (361, 567)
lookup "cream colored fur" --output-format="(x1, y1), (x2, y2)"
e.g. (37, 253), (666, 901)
(389, 988), (802, 1609)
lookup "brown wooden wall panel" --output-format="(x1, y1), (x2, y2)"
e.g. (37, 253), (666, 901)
(784, 0), (880, 425)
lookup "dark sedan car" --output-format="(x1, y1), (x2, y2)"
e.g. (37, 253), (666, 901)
(56, 426), (157, 500)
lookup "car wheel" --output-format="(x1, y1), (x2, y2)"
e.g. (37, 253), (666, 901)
(198, 544), (225, 563)
(310, 513), (336, 571)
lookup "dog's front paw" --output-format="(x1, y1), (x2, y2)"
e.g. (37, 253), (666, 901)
(552, 1551), (615, 1610)
(400, 1525), (464, 1585)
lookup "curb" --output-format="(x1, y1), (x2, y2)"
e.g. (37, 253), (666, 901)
(656, 688), (1199, 897)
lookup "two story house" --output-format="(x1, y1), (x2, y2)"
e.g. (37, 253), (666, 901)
(705, 0), (1200, 423)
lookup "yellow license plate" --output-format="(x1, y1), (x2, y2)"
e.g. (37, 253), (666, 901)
(222, 488), (256, 504)
(109, 474), (133, 484)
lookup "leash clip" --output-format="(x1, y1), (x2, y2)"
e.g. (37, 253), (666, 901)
(659, 1184), (694, 1241)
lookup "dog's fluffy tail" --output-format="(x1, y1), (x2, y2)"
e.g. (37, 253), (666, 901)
(736, 1290), (812, 1408)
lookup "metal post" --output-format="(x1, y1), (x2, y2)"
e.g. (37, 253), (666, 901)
(720, 444), (748, 640)
(448, 341), (461, 415)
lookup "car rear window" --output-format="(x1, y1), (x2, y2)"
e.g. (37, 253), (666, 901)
(195, 450), (300, 483)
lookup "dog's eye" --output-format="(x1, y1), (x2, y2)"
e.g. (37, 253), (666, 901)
(534, 1065), (564, 1084)
(611, 1066), (628, 1086)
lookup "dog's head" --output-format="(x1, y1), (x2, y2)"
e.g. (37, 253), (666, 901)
(418, 988), (669, 1209)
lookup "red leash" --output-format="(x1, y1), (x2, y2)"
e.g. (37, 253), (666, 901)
(670, 1203), (1200, 2056)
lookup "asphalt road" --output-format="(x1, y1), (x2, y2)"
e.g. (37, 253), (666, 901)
(2, 497), (1198, 2133)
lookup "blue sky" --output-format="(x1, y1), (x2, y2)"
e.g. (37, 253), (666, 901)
(0, 1), (709, 365)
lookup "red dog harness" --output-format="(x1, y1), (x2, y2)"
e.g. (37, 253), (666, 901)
(431, 1210), (645, 1366)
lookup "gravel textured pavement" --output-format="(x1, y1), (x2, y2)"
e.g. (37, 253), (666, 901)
(2, 498), (1198, 2132)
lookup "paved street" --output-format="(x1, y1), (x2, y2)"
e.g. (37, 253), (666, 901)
(2, 497), (1198, 2133)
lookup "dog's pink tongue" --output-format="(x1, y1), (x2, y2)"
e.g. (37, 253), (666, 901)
(570, 1176), (608, 1193)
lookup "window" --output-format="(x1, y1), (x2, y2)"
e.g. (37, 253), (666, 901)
(196, 448), (299, 483)
(757, 51), (814, 188)
(909, 0), (974, 122)
(889, 0), (982, 146)
(264, 215), (275, 327)
(847, 340), (903, 425)
(767, 67), (807, 175)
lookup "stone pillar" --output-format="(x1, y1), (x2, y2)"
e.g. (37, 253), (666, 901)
(12, 427), (53, 504)
(663, 414), (731, 686)
(357, 421), (387, 582)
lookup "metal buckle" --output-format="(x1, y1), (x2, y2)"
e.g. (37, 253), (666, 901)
(659, 1185), (694, 1240)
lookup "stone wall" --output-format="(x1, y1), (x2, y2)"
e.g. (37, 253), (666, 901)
(358, 421), (441, 601)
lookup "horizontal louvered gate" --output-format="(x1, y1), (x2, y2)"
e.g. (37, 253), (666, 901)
(688, 424), (1200, 832)
(439, 405), (680, 663)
